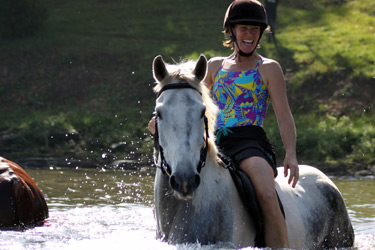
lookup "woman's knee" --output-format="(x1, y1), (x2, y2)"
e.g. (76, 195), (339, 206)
(256, 188), (277, 206)
(239, 158), (279, 206)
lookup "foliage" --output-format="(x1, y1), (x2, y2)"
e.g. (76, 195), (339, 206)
(256, 0), (375, 115)
(0, 0), (48, 38)
(0, 111), (152, 164)
(281, 0), (349, 9)
(0, 0), (374, 172)
(265, 113), (375, 172)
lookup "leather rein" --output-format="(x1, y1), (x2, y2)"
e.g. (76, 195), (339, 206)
(153, 82), (209, 176)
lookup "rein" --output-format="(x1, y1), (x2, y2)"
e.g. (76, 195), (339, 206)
(154, 82), (209, 176)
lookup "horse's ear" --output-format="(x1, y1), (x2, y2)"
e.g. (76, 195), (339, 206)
(193, 55), (207, 82)
(153, 55), (168, 82)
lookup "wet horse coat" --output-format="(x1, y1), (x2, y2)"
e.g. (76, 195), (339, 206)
(0, 157), (48, 229)
(152, 55), (354, 249)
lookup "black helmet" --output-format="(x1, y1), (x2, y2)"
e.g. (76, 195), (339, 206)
(223, 0), (268, 31)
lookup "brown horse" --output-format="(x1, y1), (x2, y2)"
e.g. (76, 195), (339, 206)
(0, 157), (48, 229)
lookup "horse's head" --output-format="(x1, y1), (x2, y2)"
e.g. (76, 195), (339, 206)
(152, 55), (217, 199)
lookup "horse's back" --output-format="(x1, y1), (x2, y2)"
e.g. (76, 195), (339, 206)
(276, 165), (354, 249)
(0, 157), (48, 229)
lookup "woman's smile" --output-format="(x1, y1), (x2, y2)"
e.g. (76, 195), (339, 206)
(243, 39), (254, 44)
(240, 39), (256, 52)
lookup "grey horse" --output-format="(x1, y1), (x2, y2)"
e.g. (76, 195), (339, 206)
(152, 55), (354, 249)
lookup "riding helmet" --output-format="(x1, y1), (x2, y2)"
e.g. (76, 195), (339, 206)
(223, 0), (268, 31)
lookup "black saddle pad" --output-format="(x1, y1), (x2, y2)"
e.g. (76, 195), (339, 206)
(219, 154), (285, 248)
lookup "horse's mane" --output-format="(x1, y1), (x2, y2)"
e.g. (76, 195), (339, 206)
(153, 59), (219, 160)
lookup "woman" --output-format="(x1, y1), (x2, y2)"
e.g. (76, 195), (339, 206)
(204, 0), (298, 248)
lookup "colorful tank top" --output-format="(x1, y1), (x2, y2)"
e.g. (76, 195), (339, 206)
(212, 58), (270, 130)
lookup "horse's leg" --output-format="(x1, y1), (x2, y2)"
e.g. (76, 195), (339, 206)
(154, 169), (177, 240)
(0, 180), (17, 227)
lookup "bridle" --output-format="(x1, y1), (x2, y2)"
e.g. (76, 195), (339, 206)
(153, 82), (209, 176)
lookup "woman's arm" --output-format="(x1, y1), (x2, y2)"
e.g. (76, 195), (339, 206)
(262, 59), (299, 187)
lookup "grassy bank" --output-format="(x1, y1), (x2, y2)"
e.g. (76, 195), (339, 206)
(0, 0), (374, 173)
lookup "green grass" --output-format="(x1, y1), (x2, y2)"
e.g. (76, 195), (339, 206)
(277, 1), (375, 80)
(0, 0), (374, 172)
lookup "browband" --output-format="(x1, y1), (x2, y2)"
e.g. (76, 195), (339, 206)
(156, 82), (202, 98)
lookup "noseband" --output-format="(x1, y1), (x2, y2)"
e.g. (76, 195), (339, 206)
(154, 82), (209, 176)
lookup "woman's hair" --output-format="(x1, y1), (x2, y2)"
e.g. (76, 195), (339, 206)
(222, 26), (233, 48)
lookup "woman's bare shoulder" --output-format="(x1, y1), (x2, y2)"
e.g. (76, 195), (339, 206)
(259, 57), (284, 87)
(207, 56), (226, 68)
(205, 57), (226, 87)
(261, 56), (281, 68)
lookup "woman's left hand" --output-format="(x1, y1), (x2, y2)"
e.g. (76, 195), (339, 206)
(283, 154), (299, 188)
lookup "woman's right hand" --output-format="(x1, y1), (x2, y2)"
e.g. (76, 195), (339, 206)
(148, 116), (156, 134)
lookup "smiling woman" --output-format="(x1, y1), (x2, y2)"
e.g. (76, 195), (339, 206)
(204, 0), (299, 248)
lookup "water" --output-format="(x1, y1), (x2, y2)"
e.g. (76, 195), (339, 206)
(331, 176), (375, 250)
(0, 168), (374, 250)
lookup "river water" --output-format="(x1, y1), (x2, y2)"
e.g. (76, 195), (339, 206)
(0, 167), (374, 250)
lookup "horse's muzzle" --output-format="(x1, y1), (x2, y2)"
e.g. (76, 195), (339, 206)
(170, 171), (201, 198)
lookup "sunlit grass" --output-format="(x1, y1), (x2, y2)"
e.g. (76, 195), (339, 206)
(276, 0), (375, 82)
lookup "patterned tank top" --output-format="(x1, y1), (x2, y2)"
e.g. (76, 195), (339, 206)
(212, 58), (270, 130)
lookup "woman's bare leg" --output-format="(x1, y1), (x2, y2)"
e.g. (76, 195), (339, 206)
(240, 156), (289, 249)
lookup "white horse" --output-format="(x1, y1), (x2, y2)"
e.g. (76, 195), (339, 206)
(152, 55), (354, 249)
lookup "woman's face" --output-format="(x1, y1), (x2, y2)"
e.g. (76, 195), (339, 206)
(232, 24), (261, 54)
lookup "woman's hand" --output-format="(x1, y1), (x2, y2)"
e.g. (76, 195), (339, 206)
(148, 116), (156, 134)
(283, 154), (299, 188)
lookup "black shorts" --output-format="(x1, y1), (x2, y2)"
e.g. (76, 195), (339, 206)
(215, 125), (277, 178)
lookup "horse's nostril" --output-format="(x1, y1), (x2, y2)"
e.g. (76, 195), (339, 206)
(170, 175), (179, 191)
(170, 172), (201, 196)
(191, 174), (201, 189)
